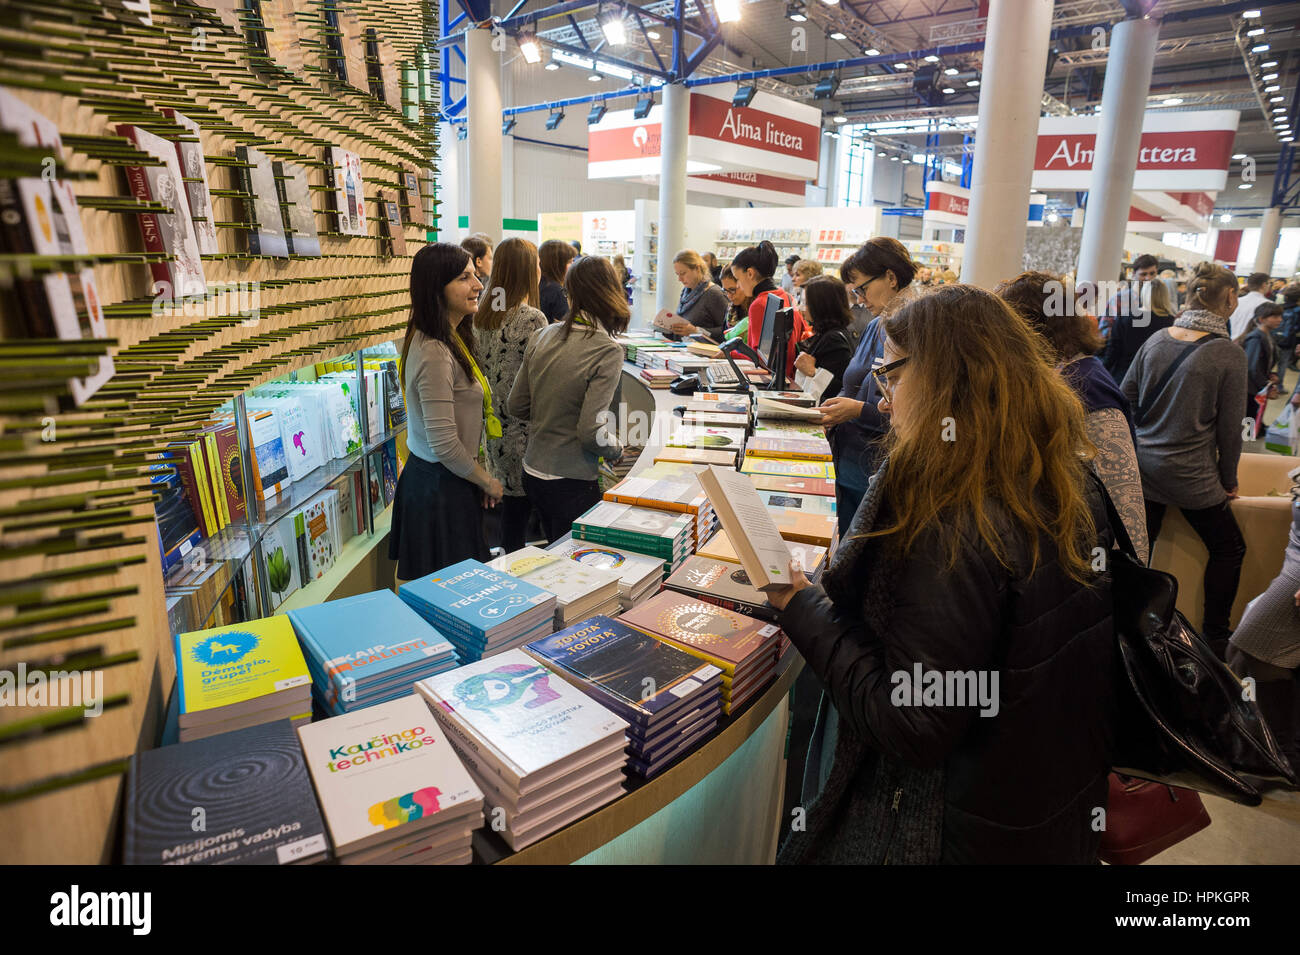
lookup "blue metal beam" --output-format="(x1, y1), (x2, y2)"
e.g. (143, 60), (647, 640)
(503, 82), (664, 115)
(684, 33), (722, 77)
(568, 14), (591, 49)
(544, 37), (673, 79)
(633, 11), (667, 75)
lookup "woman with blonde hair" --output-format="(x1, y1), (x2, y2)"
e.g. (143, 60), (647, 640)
(666, 249), (729, 340)
(791, 259), (824, 307)
(475, 237), (547, 552)
(769, 283), (1118, 864)
(509, 256), (629, 542)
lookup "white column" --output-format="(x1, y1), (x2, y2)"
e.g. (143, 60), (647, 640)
(1254, 205), (1283, 275)
(657, 82), (689, 312)
(1075, 15), (1159, 288)
(437, 120), (461, 241)
(466, 26), (502, 242)
(960, 0), (1053, 289)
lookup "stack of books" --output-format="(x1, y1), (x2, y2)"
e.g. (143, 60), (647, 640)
(174, 617), (312, 743)
(666, 424), (747, 458)
(124, 720), (329, 865)
(664, 555), (783, 623)
(740, 455), (836, 480)
(546, 538), (665, 610)
(697, 529), (828, 582)
(768, 508), (839, 550)
(287, 590), (459, 716)
(571, 501), (695, 574)
(398, 560), (557, 664)
(620, 592), (780, 714)
(526, 617), (724, 779)
(639, 367), (677, 389)
(416, 649), (629, 851)
(654, 446), (737, 468)
(615, 333), (663, 363)
(746, 434), (833, 462)
(602, 473), (717, 552)
(747, 473), (836, 498)
(488, 546), (622, 626)
(682, 409), (749, 429)
(297, 696), (483, 865)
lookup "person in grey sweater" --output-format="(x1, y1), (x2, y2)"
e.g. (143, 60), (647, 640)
(508, 255), (628, 543)
(1121, 260), (1247, 650)
(664, 250), (729, 341)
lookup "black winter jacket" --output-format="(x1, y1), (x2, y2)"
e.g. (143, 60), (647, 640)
(778, 471), (1119, 864)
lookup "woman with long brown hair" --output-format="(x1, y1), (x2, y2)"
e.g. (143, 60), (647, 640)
(390, 242), (503, 582)
(769, 284), (1118, 864)
(508, 256), (629, 542)
(475, 237), (547, 552)
(538, 239), (578, 323)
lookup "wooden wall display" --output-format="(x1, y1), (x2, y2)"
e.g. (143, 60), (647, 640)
(0, 0), (437, 863)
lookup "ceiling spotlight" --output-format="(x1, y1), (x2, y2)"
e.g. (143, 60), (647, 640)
(1262, 72), (1279, 81)
(599, 8), (627, 45)
(829, 29), (847, 40)
(1162, 97), (1183, 106)
(924, 55), (939, 63)
(894, 61), (910, 70)
(502, 117), (516, 134)
(1243, 8), (1261, 17)
(647, 28), (660, 39)
(1239, 183), (1253, 189)
(1252, 43), (1270, 53)
(1271, 95), (1285, 102)
(588, 73), (602, 81)
(820, 0), (840, 5)
(1246, 27), (1265, 37)
(715, 0), (741, 23)
(544, 61), (559, 70)
(1220, 213), (1232, 223)
(1232, 152), (1247, 159)
(518, 30), (541, 64)
(546, 110), (564, 129)
(786, 1), (808, 22)
(863, 47), (880, 56)
(812, 75), (839, 99)
(944, 67), (958, 75)
(889, 154), (899, 161)
(732, 84), (757, 108)
(966, 78), (980, 87)
(1265, 85), (1281, 93)
(832, 113), (847, 123)
(587, 102), (608, 124)
(941, 86), (955, 94)
(633, 94), (654, 119)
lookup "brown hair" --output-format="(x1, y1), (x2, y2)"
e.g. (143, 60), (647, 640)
(401, 242), (478, 387)
(995, 271), (1104, 362)
(1186, 261), (1237, 313)
(801, 275), (852, 334)
(461, 234), (491, 262)
(843, 236), (917, 287)
(673, 250), (708, 280)
(474, 237), (540, 332)
(539, 239), (578, 284)
(562, 256), (631, 339)
(863, 284), (1097, 582)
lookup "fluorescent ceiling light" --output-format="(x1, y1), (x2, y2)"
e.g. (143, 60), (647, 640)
(863, 47), (880, 56)
(911, 153), (926, 163)
(1252, 43), (1270, 52)
(1261, 60), (1278, 68)
(715, 0), (741, 23)
(1162, 97), (1183, 106)
(1274, 106), (1287, 113)
(944, 67), (958, 75)
(1270, 95), (1285, 102)
(832, 113), (847, 123)
(941, 86), (955, 94)
(966, 78), (980, 87)
(1265, 84), (1281, 92)
(599, 10), (626, 46)
(893, 61), (910, 69)
(1220, 213), (1232, 223)
(820, 0), (840, 4)
(553, 49), (634, 80)
(1244, 9), (1261, 17)
(1247, 27), (1265, 37)
(1283, 136), (1295, 142)
(830, 30), (846, 40)
(924, 55), (939, 63)
(518, 31), (541, 64)
(1262, 72), (1279, 81)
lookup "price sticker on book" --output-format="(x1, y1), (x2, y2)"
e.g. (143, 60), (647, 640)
(276, 833), (328, 864)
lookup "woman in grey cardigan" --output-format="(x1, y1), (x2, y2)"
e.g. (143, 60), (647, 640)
(508, 256), (628, 543)
(664, 250), (729, 341)
(1121, 261), (1247, 653)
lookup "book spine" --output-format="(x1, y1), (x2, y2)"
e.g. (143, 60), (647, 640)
(0, 179), (35, 253)
(201, 433), (228, 528)
(171, 446), (209, 538)
(294, 510), (310, 586)
(115, 126), (173, 290)
(573, 526), (675, 556)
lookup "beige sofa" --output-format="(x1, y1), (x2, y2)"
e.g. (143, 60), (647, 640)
(1149, 453), (1295, 630)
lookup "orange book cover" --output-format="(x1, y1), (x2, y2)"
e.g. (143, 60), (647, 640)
(619, 591), (777, 678)
(768, 508), (838, 548)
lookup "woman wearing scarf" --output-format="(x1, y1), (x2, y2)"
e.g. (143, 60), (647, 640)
(663, 250), (729, 341)
(391, 243), (503, 583)
(508, 256), (628, 543)
(1121, 261), (1248, 655)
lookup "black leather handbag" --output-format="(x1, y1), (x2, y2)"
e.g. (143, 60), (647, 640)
(1096, 479), (1299, 805)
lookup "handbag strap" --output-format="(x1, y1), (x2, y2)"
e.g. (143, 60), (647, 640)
(1088, 470), (1139, 563)
(1134, 335), (1211, 427)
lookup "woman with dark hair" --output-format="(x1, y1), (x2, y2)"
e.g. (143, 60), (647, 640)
(461, 234), (493, 282)
(793, 275), (854, 404)
(821, 237), (920, 536)
(731, 239), (807, 381)
(1121, 260), (1247, 654)
(720, 267), (750, 340)
(475, 237), (547, 553)
(538, 239), (578, 323)
(767, 284), (1118, 864)
(1239, 301), (1283, 419)
(1275, 283), (1300, 379)
(509, 256), (629, 543)
(391, 243), (503, 582)
(997, 270), (1149, 561)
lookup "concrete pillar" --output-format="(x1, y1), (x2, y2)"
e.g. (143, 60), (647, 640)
(960, 0), (1053, 288)
(656, 82), (688, 312)
(1075, 15), (1159, 288)
(1254, 205), (1283, 275)
(466, 26), (502, 242)
(437, 120), (461, 242)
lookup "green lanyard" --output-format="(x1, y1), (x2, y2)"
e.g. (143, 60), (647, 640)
(453, 335), (502, 440)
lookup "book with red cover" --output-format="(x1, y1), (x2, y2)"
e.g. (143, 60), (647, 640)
(619, 590), (777, 683)
(210, 421), (247, 523)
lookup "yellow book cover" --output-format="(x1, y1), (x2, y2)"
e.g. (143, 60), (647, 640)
(768, 508), (838, 548)
(189, 439), (217, 537)
(175, 615), (310, 723)
(202, 431), (230, 528)
(739, 455), (836, 480)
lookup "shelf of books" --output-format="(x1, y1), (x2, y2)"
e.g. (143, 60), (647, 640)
(159, 341), (408, 639)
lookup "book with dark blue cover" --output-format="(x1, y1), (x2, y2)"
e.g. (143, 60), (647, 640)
(398, 560), (555, 641)
(287, 590), (456, 700)
(524, 616), (722, 728)
(124, 719), (328, 865)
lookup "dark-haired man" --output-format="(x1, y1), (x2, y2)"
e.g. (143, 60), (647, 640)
(1230, 271), (1273, 339)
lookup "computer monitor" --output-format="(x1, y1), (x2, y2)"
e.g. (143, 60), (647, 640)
(756, 293), (780, 362)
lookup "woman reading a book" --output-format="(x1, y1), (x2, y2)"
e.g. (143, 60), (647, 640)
(664, 250), (729, 342)
(508, 256), (627, 544)
(390, 243), (504, 583)
(767, 284), (1119, 864)
(792, 275), (854, 405)
(731, 240), (807, 381)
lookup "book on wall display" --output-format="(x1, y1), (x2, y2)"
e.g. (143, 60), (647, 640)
(400, 168), (422, 226)
(208, 420), (247, 523)
(274, 160), (321, 257)
(235, 145), (289, 258)
(248, 409), (289, 500)
(326, 145), (367, 237)
(297, 696), (484, 858)
(379, 190), (406, 256)
(380, 441), (398, 502)
(261, 512), (302, 608)
(116, 123), (207, 298)
(124, 719), (329, 866)
(697, 465), (792, 594)
(159, 108), (218, 256)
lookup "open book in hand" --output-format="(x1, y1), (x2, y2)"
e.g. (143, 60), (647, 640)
(653, 308), (681, 333)
(756, 395), (825, 422)
(795, 366), (834, 399)
(697, 465), (793, 594)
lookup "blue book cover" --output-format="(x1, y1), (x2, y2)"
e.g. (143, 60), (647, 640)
(524, 616), (722, 727)
(288, 590), (455, 700)
(398, 560), (555, 640)
(124, 719), (328, 865)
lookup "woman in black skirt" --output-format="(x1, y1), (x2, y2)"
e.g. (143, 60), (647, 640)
(390, 243), (504, 583)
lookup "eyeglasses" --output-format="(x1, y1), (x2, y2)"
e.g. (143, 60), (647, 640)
(871, 356), (908, 401)
(850, 274), (883, 303)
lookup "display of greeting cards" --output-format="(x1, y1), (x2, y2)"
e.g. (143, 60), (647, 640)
(236, 145), (288, 257)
